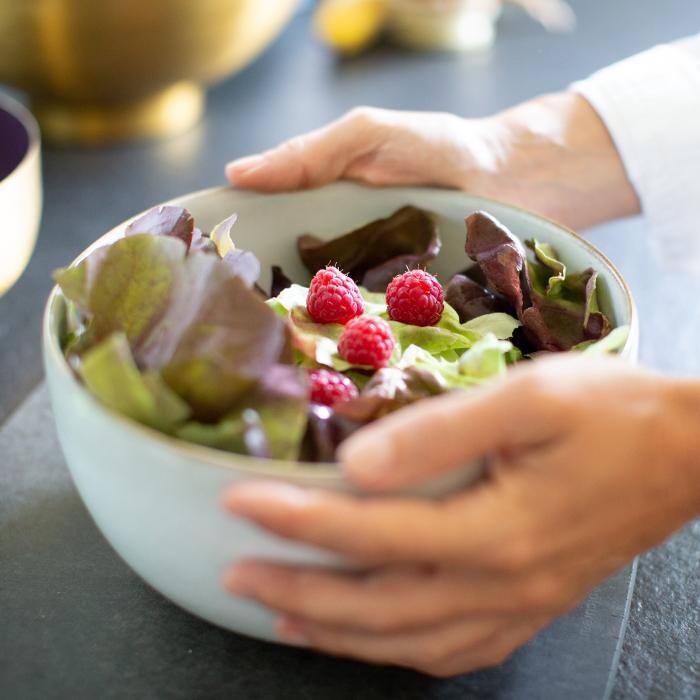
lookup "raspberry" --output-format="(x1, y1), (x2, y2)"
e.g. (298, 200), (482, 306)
(338, 316), (395, 369)
(307, 266), (364, 324)
(308, 368), (358, 406)
(386, 269), (444, 326)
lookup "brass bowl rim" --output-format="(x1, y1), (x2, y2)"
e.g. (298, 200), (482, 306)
(0, 91), (41, 187)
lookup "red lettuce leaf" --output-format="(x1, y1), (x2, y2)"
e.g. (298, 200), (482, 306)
(297, 206), (441, 292)
(190, 228), (218, 255)
(125, 205), (194, 250)
(159, 274), (291, 420)
(221, 249), (261, 288)
(465, 211), (529, 316)
(270, 265), (293, 298)
(464, 211), (611, 351)
(334, 365), (446, 423)
(445, 273), (513, 322)
(300, 404), (362, 463)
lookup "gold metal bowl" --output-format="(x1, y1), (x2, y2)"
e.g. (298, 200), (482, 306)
(0, 0), (299, 143)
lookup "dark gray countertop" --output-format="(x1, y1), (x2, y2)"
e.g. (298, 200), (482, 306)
(1, 1), (699, 698)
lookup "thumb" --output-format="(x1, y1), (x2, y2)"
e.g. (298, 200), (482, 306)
(338, 368), (561, 491)
(225, 110), (382, 192)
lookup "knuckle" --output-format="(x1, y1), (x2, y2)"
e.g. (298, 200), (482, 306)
(489, 537), (537, 575)
(519, 573), (564, 611)
(346, 106), (377, 126)
(281, 135), (307, 158)
(280, 137), (315, 187)
(414, 644), (450, 673)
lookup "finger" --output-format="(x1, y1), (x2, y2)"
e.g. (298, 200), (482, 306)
(225, 561), (535, 631)
(427, 616), (548, 677)
(225, 482), (450, 564)
(274, 613), (525, 675)
(225, 109), (383, 192)
(223, 481), (519, 565)
(338, 358), (569, 490)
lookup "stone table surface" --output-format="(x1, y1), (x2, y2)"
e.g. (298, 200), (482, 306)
(1, 1), (699, 698)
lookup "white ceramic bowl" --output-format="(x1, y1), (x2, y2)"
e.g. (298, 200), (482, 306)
(0, 92), (42, 295)
(42, 184), (638, 641)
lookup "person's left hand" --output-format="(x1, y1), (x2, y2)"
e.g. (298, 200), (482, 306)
(222, 355), (700, 676)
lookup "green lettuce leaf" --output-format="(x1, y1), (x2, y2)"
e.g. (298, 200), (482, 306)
(57, 234), (188, 350)
(461, 312), (521, 340)
(209, 213), (238, 257)
(177, 410), (268, 458)
(457, 333), (517, 380)
(57, 234), (291, 423)
(177, 364), (309, 460)
(79, 332), (190, 433)
(574, 325), (630, 355)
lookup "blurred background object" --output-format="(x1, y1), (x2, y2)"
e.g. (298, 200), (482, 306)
(0, 92), (42, 296)
(314, 0), (575, 53)
(0, 0), (299, 144)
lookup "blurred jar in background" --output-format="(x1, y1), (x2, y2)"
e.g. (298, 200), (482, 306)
(389, 0), (502, 52)
(314, 0), (575, 55)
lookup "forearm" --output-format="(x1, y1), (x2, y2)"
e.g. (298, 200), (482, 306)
(468, 92), (641, 230)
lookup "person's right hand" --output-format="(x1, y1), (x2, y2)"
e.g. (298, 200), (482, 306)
(225, 94), (640, 230)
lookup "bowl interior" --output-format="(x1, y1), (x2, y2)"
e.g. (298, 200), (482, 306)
(0, 102), (30, 182)
(45, 183), (637, 481)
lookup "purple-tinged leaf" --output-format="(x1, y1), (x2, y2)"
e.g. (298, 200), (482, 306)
(125, 205), (194, 250)
(334, 365), (445, 423)
(190, 228), (218, 255)
(270, 265), (293, 298)
(465, 211), (529, 316)
(300, 404), (362, 463)
(445, 273), (513, 322)
(298, 206), (441, 292)
(221, 248), (261, 288)
(464, 212), (612, 351)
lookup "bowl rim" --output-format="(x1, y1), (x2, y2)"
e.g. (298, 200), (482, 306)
(43, 183), (639, 480)
(0, 91), (40, 186)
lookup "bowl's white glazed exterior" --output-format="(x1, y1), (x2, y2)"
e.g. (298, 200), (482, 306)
(42, 184), (638, 641)
(0, 93), (42, 295)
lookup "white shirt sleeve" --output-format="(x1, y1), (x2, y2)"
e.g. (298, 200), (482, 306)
(571, 35), (700, 268)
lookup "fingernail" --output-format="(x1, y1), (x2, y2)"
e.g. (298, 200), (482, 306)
(339, 435), (394, 485)
(226, 154), (266, 175)
(276, 617), (310, 647)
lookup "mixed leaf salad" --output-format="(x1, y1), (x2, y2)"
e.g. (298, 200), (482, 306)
(54, 205), (628, 462)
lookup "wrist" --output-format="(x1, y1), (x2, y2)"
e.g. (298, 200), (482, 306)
(486, 92), (640, 230)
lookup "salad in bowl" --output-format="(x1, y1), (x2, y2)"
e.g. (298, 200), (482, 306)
(53, 198), (628, 465)
(42, 184), (636, 640)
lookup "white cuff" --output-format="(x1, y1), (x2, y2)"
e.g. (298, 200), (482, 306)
(572, 37), (700, 269)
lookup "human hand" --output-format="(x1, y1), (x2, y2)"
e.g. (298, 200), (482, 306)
(224, 356), (700, 676)
(225, 94), (639, 230)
